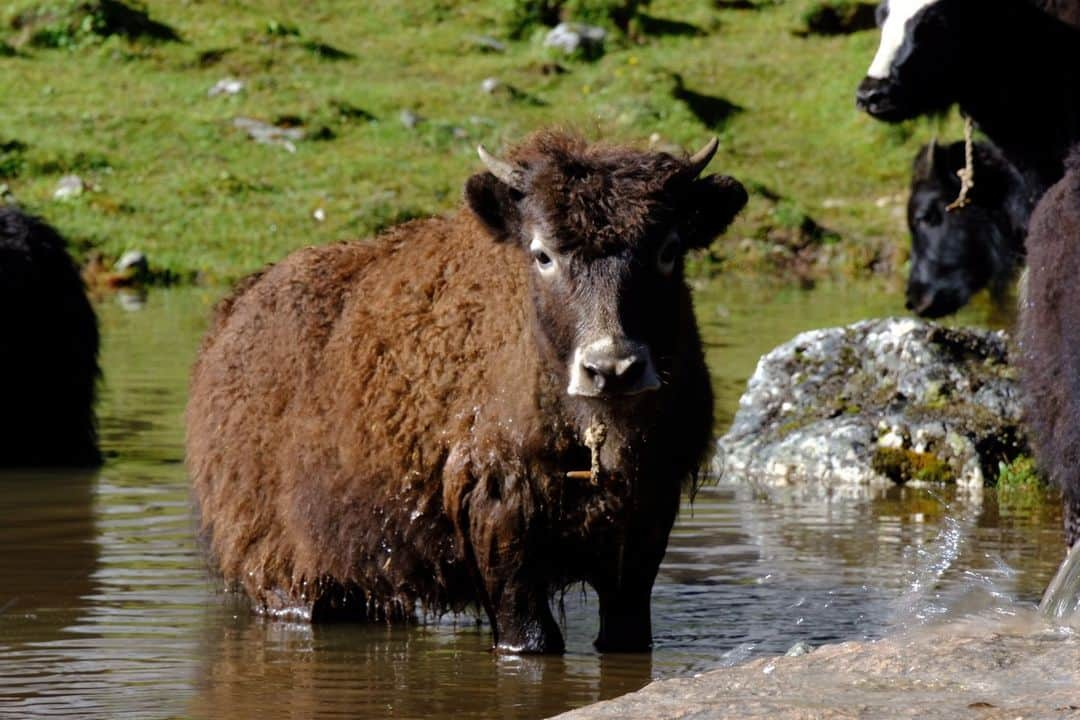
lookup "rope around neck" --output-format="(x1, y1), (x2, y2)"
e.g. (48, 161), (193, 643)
(946, 114), (975, 212)
(566, 420), (607, 483)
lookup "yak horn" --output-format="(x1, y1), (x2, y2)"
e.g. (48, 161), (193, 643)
(477, 145), (525, 192)
(688, 137), (720, 177)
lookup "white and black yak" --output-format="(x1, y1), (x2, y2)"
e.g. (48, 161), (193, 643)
(906, 140), (1030, 317)
(856, 0), (1080, 195)
(0, 205), (100, 467)
(186, 132), (748, 653)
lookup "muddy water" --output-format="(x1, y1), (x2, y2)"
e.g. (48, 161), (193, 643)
(0, 282), (1064, 720)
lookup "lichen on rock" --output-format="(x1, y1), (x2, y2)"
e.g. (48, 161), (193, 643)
(715, 318), (1027, 489)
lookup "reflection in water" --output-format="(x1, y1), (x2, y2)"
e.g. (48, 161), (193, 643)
(0, 283), (1069, 719)
(190, 616), (654, 719)
(0, 469), (100, 717)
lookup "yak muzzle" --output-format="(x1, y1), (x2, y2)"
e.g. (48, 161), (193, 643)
(855, 76), (903, 120)
(567, 337), (660, 398)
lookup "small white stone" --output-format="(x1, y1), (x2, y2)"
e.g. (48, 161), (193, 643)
(53, 174), (84, 200)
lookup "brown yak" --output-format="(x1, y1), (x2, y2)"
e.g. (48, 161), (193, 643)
(186, 131), (748, 653)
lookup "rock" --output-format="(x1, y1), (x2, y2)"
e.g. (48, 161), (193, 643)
(113, 250), (148, 277)
(399, 109), (423, 129)
(232, 117), (305, 152)
(784, 641), (813, 657)
(53, 175), (85, 200)
(481, 77), (501, 94)
(715, 318), (1026, 489)
(543, 22), (606, 57)
(465, 34), (506, 53)
(208, 78), (245, 97)
(554, 619), (1080, 719)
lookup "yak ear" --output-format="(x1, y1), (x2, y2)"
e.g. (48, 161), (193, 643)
(680, 174), (748, 249)
(465, 172), (523, 243)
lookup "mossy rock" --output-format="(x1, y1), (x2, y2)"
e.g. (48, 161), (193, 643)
(717, 318), (1029, 488)
(871, 447), (956, 484)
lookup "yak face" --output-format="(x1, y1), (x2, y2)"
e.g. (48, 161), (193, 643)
(905, 141), (1021, 318)
(906, 184), (996, 317)
(465, 132), (747, 401)
(856, 0), (957, 121)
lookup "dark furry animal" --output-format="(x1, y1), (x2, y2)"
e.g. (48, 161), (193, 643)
(856, 0), (1080, 195)
(906, 141), (1031, 318)
(1032, 0), (1080, 26)
(1018, 147), (1080, 548)
(0, 205), (100, 466)
(186, 131), (748, 653)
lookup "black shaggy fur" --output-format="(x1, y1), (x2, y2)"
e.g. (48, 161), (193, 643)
(0, 206), (100, 467)
(906, 141), (1031, 318)
(1018, 147), (1080, 547)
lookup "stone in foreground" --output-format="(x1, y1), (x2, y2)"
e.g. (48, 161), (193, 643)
(553, 619), (1080, 719)
(716, 318), (1025, 488)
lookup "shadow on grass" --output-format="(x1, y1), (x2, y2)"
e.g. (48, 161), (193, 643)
(671, 73), (742, 130)
(637, 14), (707, 37)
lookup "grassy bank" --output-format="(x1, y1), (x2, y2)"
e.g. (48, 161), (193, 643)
(0, 0), (964, 283)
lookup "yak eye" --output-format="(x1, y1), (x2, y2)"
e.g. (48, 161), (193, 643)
(529, 234), (558, 275)
(657, 234), (680, 275)
(919, 207), (942, 226)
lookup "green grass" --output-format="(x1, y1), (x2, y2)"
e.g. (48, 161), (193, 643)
(0, 0), (965, 283)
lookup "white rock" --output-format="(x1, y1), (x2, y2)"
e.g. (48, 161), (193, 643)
(715, 319), (1025, 489)
(53, 175), (84, 200)
(208, 78), (245, 97)
(544, 22), (606, 55)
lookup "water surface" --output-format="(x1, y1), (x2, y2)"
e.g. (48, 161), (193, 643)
(0, 281), (1064, 719)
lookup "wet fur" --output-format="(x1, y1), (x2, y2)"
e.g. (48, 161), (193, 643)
(1018, 147), (1080, 547)
(187, 132), (746, 651)
(906, 141), (1030, 317)
(0, 205), (100, 467)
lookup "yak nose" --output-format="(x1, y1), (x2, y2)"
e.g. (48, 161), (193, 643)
(568, 338), (660, 397)
(855, 76), (888, 111)
(906, 281), (930, 313)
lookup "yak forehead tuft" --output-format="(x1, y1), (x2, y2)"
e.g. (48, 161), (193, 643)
(867, 0), (942, 79)
(508, 131), (691, 257)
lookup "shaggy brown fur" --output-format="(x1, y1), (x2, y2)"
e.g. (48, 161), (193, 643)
(1019, 146), (1080, 547)
(187, 131), (747, 652)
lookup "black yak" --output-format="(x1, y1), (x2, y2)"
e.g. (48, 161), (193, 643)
(0, 205), (100, 467)
(905, 140), (1031, 317)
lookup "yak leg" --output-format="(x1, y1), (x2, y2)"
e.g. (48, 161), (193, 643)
(485, 574), (564, 654)
(592, 493), (679, 653)
(594, 576), (654, 652)
(591, 540), (664, 652)
(464, 476), (565, 654)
